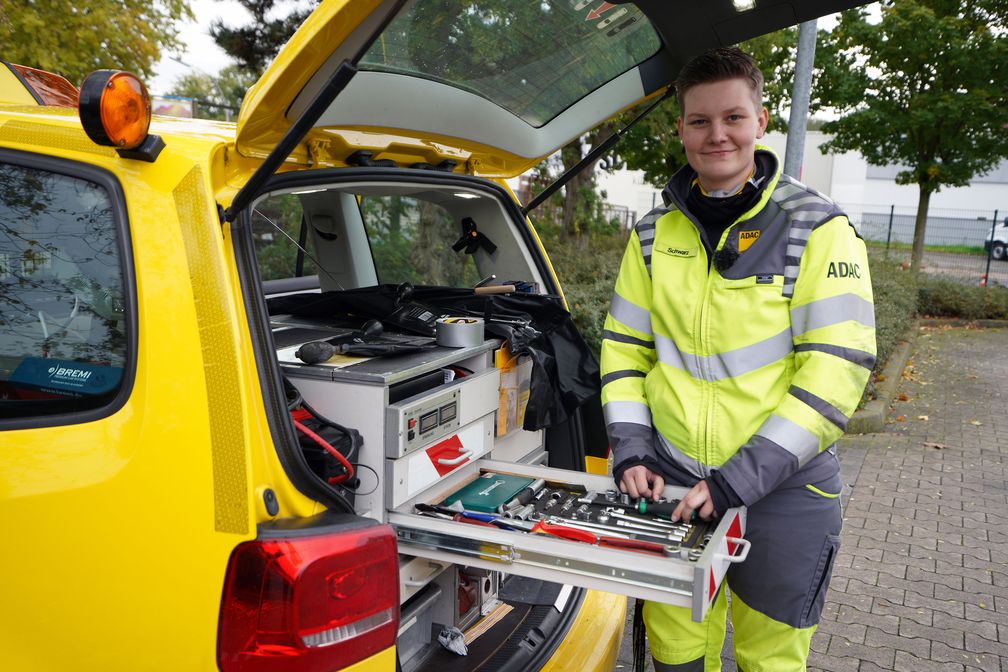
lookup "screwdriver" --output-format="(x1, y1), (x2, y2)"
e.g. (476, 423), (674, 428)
(637, 499), (698, 523)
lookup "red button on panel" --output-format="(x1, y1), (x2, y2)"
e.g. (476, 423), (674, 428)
(408, 418), (416, 429)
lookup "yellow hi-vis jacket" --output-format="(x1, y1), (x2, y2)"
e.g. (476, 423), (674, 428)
(600, 148), (876, 504)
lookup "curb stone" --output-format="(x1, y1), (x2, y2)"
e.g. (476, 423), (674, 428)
(845, 317), (1008, 434)
(846, 319), (919, 435)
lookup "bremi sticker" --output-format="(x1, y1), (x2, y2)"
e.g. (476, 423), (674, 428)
(738, 229), (760, 252)
(657, 245), (697, 258)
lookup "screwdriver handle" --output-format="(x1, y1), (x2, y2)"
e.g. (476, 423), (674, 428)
(636, 500), (676, 516)
(637, 499), (697, 523)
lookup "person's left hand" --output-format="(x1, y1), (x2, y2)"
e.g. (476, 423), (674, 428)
(672, 480), (716, 523)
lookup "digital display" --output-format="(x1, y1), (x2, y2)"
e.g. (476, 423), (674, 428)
(439, 402), (457, 424)
(419, 411), (438, 434)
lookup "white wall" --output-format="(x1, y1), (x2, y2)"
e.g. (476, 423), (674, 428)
(595, 130), (1008, 224)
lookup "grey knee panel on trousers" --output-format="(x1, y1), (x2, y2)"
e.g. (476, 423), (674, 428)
(726, 462), (843, 628)
(653, 657), (704, 672)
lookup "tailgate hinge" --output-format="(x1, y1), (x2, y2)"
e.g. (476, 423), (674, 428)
(307, 138), (332, 167)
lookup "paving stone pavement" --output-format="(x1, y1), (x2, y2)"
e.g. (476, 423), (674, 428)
(616, 326), (1008, 671)
(810, 326), (1008, 672)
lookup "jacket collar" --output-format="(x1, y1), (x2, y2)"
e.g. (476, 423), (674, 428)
(661, 145), (781, 209)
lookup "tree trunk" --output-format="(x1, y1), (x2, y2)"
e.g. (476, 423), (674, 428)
(910, 187), (932, 272)
(561, 168), (593, 241)
(559, 126), (615, 242)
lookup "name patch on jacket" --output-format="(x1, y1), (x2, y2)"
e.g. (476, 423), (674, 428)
(738, 229), (760, 252)
(657, 245), (698, 258)
(827, 261), (862, 278)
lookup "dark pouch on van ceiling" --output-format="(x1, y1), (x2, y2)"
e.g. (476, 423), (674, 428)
(269, 285), (601, 431)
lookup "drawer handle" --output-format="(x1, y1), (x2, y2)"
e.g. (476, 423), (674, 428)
(716, 537), (750, 563)
(403, 562), (444, 587)
(437, 446), (474, 466)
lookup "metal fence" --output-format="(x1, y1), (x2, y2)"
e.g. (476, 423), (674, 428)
(603, 203), (637, 231)
(842, 203), (1007, 287)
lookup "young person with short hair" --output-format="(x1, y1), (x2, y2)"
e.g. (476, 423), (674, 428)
(600, 47), (876, 671)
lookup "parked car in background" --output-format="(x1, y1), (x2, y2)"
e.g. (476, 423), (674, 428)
(984, 219), (1008, 260)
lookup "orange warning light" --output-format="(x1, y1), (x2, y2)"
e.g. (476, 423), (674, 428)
(79, 70), (151, 150)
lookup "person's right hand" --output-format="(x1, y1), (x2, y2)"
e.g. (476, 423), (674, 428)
(619, 465), (665, 502)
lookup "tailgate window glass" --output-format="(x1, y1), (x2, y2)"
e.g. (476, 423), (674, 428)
(0, 162), (128, 420)
(358, 0), (661, 127)
(360, 195), (480, 287)
(252, 186), (504, 294)
(251, 194), (319, 281)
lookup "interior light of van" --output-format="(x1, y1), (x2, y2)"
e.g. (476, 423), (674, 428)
(732, 0), (756, 10)
(78, 70), (151, 150)
(218, 523), (399, 672)
(453, 192), (480, 199)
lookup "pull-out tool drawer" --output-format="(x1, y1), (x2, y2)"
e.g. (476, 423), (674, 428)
(388, 459), (748, 623)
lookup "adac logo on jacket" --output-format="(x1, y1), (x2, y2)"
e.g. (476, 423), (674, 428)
(738, 229), (760, 252)
(827, 261), (861, 278)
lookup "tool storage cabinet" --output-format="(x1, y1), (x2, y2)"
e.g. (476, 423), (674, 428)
(277, 322), (748, 623)
(390, 459), (748, 622)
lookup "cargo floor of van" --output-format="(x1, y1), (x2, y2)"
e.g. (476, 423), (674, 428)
(404, 578), (583, 672)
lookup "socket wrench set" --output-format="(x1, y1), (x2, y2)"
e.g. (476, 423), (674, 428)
(388, 459), (751, 622)
(417, 476), (718, 562)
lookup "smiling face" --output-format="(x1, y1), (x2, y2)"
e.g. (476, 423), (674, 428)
(677, 78), (769, 193)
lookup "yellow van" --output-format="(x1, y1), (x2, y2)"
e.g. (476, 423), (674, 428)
(0, 2), (866, 670)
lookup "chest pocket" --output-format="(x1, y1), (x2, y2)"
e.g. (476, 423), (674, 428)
(648, 225), (706, 340)
(720, 275), (784, 290)
(708, 274), (792, 354)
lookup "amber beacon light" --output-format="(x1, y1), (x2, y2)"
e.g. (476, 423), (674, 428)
(79, 70), (163, 160)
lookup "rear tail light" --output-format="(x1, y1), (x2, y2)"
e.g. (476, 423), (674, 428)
(218, 523), (399, 672)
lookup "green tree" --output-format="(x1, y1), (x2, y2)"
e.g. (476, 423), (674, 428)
(169, 65), (258, 120)
(0, 0), (193, 84)
(814, 1), (1008, 271)
(612, 28), (799, 189)
(210, 0), (313, 73)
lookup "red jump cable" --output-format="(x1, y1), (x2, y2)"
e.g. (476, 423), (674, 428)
(293, 418), (355, 485)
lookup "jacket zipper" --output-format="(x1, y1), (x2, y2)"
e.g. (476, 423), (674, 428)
(671, 197), (718, 477)
(699, 226), (735, 472)
(697, 257), (715, 475)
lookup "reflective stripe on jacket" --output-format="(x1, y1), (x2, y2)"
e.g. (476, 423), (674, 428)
(600, 147), (876, 504)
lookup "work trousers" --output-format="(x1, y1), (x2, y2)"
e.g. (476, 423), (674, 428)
(645, 461), (843, 672)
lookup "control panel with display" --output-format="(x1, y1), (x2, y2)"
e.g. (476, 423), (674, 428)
(386, 389), (461, 458)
